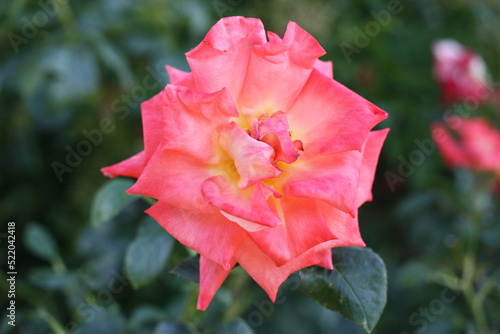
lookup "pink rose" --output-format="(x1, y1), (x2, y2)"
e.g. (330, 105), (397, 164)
(102, 16), (388, 310)
(432, 39), (491, 106)
(432, 116), (500, 175)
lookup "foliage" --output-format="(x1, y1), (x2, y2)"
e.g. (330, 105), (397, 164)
(300, 247), (387, 333)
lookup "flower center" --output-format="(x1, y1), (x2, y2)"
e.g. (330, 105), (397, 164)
(220, 159), (239, 181)
(250, 111), (303, 165)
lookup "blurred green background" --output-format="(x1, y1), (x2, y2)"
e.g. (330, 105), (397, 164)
(1, 0), (499, 333)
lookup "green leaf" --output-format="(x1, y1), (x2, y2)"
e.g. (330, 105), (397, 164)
(299, 247), (387, 333)
(28, 267), (69, 290)
(91, 178), (139, 227)
(125, 217), (175, 288)
(24, 222), (59, 262)
(171, 255), (200, 283)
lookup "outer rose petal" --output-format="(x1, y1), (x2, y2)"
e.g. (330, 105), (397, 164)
(101, 151), (145, 178)
(127, 149), (212, 212)
(318, 200), (366, 248)
(314, 59), (333, 78)
(186, 17), (266, 98)
(142, 91), (165, 162)
(238, 22), (326, 117)
(101, 91), (165, 178)
(219, 122), (282, 189)
(315, 249), (334, 270)
(356, 129), (390, 207)
(248, 197), (337, 266)
(282, 150), (363, 215)
(197, 256), (236, 311)
(165, 65), (190, 85)
(166, 65), (196, 88)
(288, 69), (388, 157)
(146, 201), (246, 269)
(201, 176), (281, 230)
(235, 237), (342, 302)
(162, 85), (238, 162)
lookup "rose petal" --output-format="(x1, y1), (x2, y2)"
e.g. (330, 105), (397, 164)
(314, 59), (333, 78)
(162, 85), (238, 162)
(101, 151), (145, 178)
(315, 249), (334, 270)
(142, 91), (165, 162)
(186, 16), (266, 98)
(235, 237), (341, 302)
(288, 69), (387, 158)
(201, 176), (281, 230)
(248, 197), (337, 266)
(165, 65), (190, 85)
(101, 90), (165, 178)
(356, 129), (390, 207)
(282, 150), (363, 215)
(432, 122), (469, 168)
(251, 111), (299, 164)
(238, 22), (326, 118)
(458, 118), (500, 170)
(127, 149), (212, 212)
(433, 117), (500, 172)
(219, 122), (282, 189)
(197, 255), (236, 311)
(146, 201), (246, 269)
(318, 200), (366, 248)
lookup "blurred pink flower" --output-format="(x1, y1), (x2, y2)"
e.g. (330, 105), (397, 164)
(432, 39), (491, 106)
(102, 16), (389, 310)
(432, 116), (500, 188)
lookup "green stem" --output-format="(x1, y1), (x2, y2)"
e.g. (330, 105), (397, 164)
(52, 254), (67, 275)
(461, 254), (486, 332)
(37, 308), (69, 334)
(430, 270), (460, 291)
(458, 172), (493, 332)
(471, 284), (491, 332)
(223, 267), (251, 322)
(142, 196), (157, 205)
(0, 272), (55, 309)
(473, 270), (500, 332)
(0, 271), (62, 330)
(180, 287), (201, 323)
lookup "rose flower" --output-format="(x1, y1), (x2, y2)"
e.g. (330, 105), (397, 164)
(432, 39), (491, 107)
(432, 116), (500, 177)
(102, 16), (388, 310)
